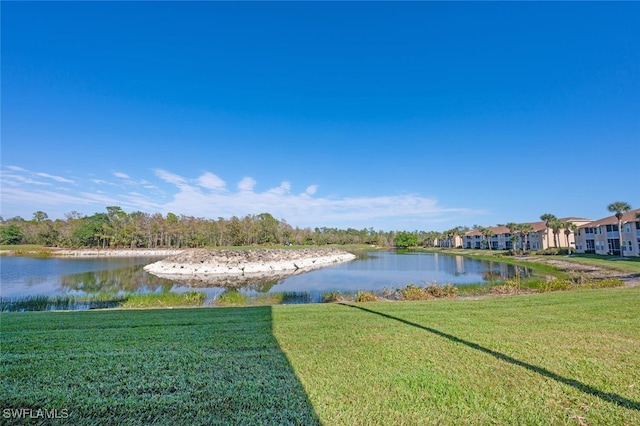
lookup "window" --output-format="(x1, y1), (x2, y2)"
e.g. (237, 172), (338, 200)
(625, 224), (631, 233)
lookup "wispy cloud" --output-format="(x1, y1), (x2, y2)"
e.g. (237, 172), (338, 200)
(113, 171), (130, 179)
(36, 172), (75, 184)
(1, 165), (481, 229)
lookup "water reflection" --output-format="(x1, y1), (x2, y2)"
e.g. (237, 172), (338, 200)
(60, 265), (176, 294)
(3, 251), (534, 300)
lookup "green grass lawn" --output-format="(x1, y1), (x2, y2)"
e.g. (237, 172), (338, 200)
(563, 253), (640, 274)
(2, 288), (639, 425)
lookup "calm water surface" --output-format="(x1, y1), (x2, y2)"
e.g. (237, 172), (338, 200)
(1, 251), (531, 303)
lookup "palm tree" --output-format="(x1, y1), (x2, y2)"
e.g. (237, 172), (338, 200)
(517, 223), (534, 254)
(563, 222), (578, 254)
(506, 222), (519, 251)
(607, 201), (632, 256)
(540, 213), (557, 249)
(481, 227), (495, 250)
(550, 220), (563, 248)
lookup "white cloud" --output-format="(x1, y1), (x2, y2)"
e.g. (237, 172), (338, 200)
(267, 181), (291, 195)
(154, 169), (188, 186)
(91, 179), (110, 185)
(113, 171), (130, 179)
(36, 172), (75, 184)
(157, 170), (475, 229)
(1, 172), (50, 186)
(305, 185), (318, 196)
(197, 172), (227, 191)
(237, 177), (256, 191)
(0, 166), (481, 230)
(6, 165), (27, 172)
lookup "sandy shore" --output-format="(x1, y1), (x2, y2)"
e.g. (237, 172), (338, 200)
(143, 248), (356, 281)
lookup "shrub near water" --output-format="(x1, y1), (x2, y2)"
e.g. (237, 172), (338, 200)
(397, 283), (459, 300)
(121, 291), (206, 308)
(215, 290), (248, 306)
(355, 291), (378, 302)
(536, 277), (624, 293)
(321, 291), (343, 303)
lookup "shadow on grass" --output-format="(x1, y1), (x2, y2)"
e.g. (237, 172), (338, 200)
(0, 307), (321, 425)
(340, 303), (640, 412)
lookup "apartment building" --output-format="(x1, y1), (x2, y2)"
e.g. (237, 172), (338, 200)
(574, 209), (640, 257)
(462, 218), (590, 251)
(464, 226), (512, 250)
(434, 235), (464, 248)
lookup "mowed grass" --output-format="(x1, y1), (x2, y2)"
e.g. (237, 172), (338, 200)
(563, 253), (640, 274)
(1, 307), (320, 425)
(2, 288), (640, 425)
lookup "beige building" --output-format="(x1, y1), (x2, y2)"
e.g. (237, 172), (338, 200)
(463, 218), (590, 251)
(574, 209), (640, 257)
(434, 234), (464, 248)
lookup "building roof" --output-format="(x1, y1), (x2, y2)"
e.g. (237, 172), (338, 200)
(578, 208), (640, 228)
(463, 220), (587, 236)
(559, 217), (592, 222)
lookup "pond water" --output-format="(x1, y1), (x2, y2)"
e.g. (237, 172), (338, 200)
(0, 251), (532, 304)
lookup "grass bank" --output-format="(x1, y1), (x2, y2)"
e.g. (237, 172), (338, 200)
(0, 291), (206, 312)
(0, 244), (53, 257)
(2, 287), (639, 425)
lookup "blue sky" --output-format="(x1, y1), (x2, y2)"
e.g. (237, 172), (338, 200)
(2, 2), (638, 232)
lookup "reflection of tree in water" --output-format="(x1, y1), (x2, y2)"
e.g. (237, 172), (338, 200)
(479, 260), (533, 282)
(61, 265), (175, 294)
(249, 279), (279, 293)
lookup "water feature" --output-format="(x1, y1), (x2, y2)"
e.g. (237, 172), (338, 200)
(0, 250), (532, 307)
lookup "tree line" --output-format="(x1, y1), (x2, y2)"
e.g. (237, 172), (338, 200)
(0, 207), (442, 249)
(4, 201), (632, 250)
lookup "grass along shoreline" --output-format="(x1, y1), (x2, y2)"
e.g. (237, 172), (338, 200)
(2, 287), (639, 425)
(0, 275), (625, 312)
(2, 244), (638, 312)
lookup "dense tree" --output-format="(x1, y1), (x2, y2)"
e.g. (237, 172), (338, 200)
(256, 213), (279, 244)
(607, 201), (632, 256)
(32, 211), (49, 223)
(395, 232), (418, 248)
(70, 213), (109, 247)
(0, 223), (23, 245)
(3, 205), (597, 253)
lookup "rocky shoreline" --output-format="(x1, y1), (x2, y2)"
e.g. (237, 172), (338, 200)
(143, 248), (356, 283)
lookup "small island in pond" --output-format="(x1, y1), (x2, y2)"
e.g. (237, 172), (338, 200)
(143, 247), (356, 286)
